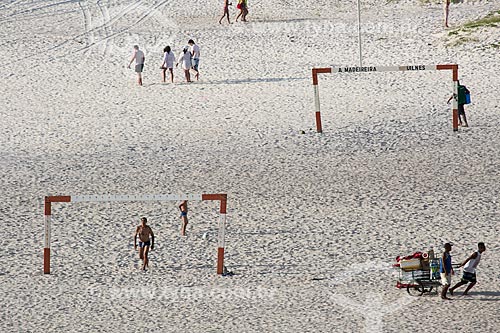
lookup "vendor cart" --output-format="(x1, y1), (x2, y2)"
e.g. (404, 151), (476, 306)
(394, 256), (461, 296)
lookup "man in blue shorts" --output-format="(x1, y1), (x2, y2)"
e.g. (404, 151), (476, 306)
(450, 242), (486, 296)
(134, 217), (155, 270)
(179, 200), (189, 236)
(440, 242), (453, 300)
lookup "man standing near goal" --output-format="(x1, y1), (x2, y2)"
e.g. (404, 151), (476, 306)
(134, 217), (155, 270)
(179, 200), (189, 236)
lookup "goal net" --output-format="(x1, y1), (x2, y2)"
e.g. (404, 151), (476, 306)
(312, 64), (460, 133)
(43, 193), (227, 274)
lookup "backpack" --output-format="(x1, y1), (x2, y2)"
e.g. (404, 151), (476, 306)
(458, 85), (471, 105)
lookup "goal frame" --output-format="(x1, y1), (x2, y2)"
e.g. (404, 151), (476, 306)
(43, 193), (227, 275)
(312, 64), (460, 133)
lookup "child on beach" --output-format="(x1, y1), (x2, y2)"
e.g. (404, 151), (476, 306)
(161, 46), (175, 83)
(176, 47), (192, 82)
(179, 200), (189, 236)
(219, 0), (232, 24)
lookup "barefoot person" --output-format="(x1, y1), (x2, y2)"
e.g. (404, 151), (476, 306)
(444, 0), (450, 27)
(161, 46), (175, 83)
(440, 242), (454, 300)
(447, 82), (470, 127)
(127, 45), (145, 86)
(134, 217), (155, 270)
(235, 0), (248, 22)
(176, 47), (192, 83)
(188, 39), (200, 81)
(179, 200), (188, 236)
(449, 242), (486, 296)
(219, 0), (232, 24)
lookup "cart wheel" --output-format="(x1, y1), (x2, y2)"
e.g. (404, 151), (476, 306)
(407, 284), (425, 296)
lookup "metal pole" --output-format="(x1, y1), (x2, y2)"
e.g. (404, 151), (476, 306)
(357, 0), (362, 67)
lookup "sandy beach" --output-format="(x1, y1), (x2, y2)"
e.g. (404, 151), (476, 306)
(1, 0), (499, 332)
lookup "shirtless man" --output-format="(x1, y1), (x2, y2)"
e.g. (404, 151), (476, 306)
(134, 217), (155, 270)
(179, 200), (188, 236)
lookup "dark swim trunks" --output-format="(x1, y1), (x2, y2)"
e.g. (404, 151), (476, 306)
(180, 211), (187, 217)
(458, 104), (465, 115)
(135, 64), (144, 73)
(461, 271), (476, 283)
(138, 241), (151, 248)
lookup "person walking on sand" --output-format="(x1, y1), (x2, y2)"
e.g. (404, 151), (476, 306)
(440, 242), (454, 300)
(444, 0), (450, 27)
(447, 82), (470, 127)
(161, 46), (175, 83)
(219, 0), (232, 24)
(128, 45), (145, 86)
(134, 217), (155, 270)
(449, 242), (486, 296)
(188, 39), (200, 81)
(179, 200), (188, 236)
(176, 47), (192, 83)
(235, 0), (248, 22)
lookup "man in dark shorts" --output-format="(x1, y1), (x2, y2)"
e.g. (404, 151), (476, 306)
(127, 45), (145, 86)
(449, 242), (486, 296)
(134, 217), (155, 270)
(440, 242), (453, 300)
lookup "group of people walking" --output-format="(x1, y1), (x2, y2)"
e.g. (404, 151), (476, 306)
(127, 40), (201, 85)
(126, 0), (251, 85)
(219, 0), (248, 24)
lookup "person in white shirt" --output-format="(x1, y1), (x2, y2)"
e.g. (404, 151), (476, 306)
(176, 47), (192, 83)
(449, 242), (486, 296)
(161, 46), (175, 83)
(127, 45), (145, 86)
(188, 39), (200, 81)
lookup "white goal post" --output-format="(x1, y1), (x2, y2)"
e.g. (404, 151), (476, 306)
(312, 64), (460, 133)
(43, 193), (227, 275)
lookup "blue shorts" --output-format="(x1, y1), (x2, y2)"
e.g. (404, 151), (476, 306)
(180, 211), (187, 217)
(192, 58), (199, 71)
(138, 241), (150, 248)
(461, 271), (476, 283)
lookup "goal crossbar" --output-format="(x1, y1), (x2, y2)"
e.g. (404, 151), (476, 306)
(43, 193), (227, 275)
(312, 64), (459, 133)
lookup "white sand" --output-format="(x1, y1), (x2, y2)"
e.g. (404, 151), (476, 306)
(1, 0), (499, 332)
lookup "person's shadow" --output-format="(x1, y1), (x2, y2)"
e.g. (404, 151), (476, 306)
(456, 291), (500, 301)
